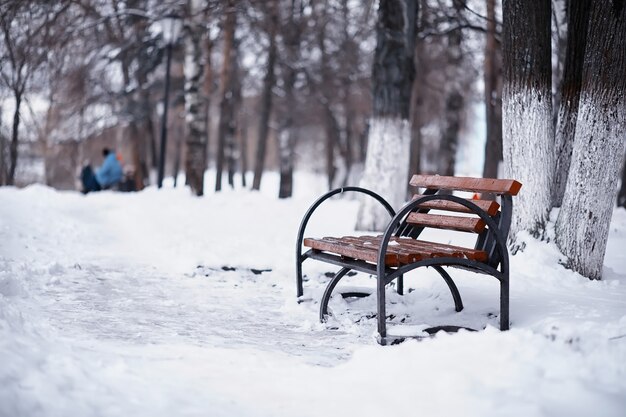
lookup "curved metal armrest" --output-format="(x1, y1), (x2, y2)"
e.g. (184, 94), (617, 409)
(296, 186), (395, 257)
(376, 194), (510, 277)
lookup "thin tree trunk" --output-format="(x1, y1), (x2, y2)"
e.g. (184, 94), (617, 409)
(8, 91), (22, 186)
(0, 106), (6, 185)
(407, 1), (428, 196)
(356, 0), (417, 230)
(278, 60), (296, 199)
(555, 1), (626, 280)
(318, 11), (337, 190)
(482, 0), (503, 179)
(252, 0), (278, 191)
(227, 50), (241, 189)
(202, 31), (213, 172)
(215, 0), (237, 192)
(502, 0), (554, 240)
(239, 117), (248, 187)
(439, 1), (464, 177)
(184, 0), (208, 196)
(278, 0), (301, 199)
(552, 0), (590, 207)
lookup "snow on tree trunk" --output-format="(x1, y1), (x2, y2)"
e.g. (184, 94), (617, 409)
(555, 2), (626, 280)
(552, 0), (590, 207)
(502, 0), (554, 239)
(356, 0), (417, 231)
(358, 118), (411, 230)
(184, 0), (207, 196)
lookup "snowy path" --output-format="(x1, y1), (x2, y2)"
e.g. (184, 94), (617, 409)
(2, 180), (626, 416)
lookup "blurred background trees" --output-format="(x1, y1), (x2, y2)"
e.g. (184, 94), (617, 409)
(0, 0), (499, 193)
(0, 0), (623, 217)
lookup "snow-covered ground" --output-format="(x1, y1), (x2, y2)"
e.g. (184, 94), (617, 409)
(1, 171), (625, 417)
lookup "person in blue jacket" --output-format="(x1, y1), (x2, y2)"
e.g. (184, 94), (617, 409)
(80, 148), (123, 193)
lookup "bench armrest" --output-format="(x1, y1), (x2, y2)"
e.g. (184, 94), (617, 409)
(296, 187), (395, 297)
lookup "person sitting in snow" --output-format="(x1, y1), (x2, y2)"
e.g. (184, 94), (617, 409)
(80, 148), (123, 193)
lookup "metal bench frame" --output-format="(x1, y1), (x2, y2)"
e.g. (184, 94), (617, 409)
(296, 185), (515, 345)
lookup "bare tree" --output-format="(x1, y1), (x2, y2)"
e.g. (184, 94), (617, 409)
(0, 2), (68, 185)
(502, 0), (554, 240)
(555, 1), (626, 280)
(356, 0), (418, 230)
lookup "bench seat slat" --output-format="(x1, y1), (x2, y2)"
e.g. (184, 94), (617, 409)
(303, 236), (488, 265)
(350, 235), (487, 262)
(304, 237), (402, 266)
(410, 175), (522, 196)
(406, 212), (486, 233)
(412, 194), (500, 216)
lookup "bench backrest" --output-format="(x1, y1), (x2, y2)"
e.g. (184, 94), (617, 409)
(397, 175), (522, 267)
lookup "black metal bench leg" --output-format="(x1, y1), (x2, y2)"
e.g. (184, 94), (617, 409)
(432, 266), (463, 312)
(396, 274), (403, 295)
(377, 272), (387, 344)
(296, 255), (304, 298)
(500, 275), (509, 330)
(319, 268), (351, 322)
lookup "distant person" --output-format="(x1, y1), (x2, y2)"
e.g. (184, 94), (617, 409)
(80, 148), (123, 193)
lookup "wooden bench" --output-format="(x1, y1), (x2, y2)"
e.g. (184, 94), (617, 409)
(295, 175), (522, 344)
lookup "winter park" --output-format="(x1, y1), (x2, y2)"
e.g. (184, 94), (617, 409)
(1, 0), (626, 416)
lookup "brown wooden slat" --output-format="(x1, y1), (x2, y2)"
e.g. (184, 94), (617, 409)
(304, 237), (402, 266)
(304, 235), (488, 264)
(410, 175), (522, 196)
(347, 236), (458, 259)
(390, 237), (488, 262)
(406, 212), (486, 233)
(412, 194), (500, 216)
(352, 235), (487, 261)
(339, 236), (424, 264)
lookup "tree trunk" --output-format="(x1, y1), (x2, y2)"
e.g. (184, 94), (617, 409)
(482, 0), (503, 179)
(552, 0), (591, 207)
(252, 0), (278, 191)
(502, 0), (554, 239)
(356, 0), (417, 231)
(277, 0), (302, 199)
(318, 11), (337, 190)
(438, 1), (464, 177)
(0, 106), (6, 185)
(239, 117), (248, 187)
(8, 91), (22, 186)
(407, 1), (429, 196)
(226, 51), (241, 189)
(278, 60), (296, 199)
(215, 0), (237, 192)
(555, 2), (626, 280)
(184, 0), (208, 196)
